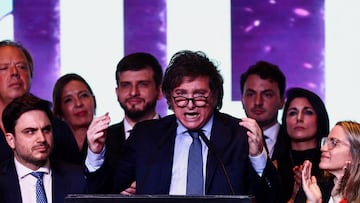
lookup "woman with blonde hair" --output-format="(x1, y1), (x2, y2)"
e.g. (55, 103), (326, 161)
(302, 121), (360, 203)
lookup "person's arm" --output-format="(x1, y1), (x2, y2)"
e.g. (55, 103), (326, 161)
(301, 160), (322, 203)
(85, 147), (105, 172)
(85, 113), (111, 171)
(248, 148), (267, 176)
(239, 117), (267, 175)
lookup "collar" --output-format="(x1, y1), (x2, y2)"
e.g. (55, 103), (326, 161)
(14, 157), (51, 179)
(176, 114), (213, 139)
(263, 122), (280, 141)
(124, 113), (160, 132)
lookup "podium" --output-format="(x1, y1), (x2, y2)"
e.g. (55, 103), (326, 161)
(65, 194), (255, 203)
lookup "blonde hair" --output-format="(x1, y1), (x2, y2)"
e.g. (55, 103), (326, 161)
(336, 121), (360, 202)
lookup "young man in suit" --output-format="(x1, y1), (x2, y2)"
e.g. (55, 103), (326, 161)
(105, 52), (163, 167)
(0, 93), (86, 203)
(85, 50), (280, 202)
(240, 61), (286, 161)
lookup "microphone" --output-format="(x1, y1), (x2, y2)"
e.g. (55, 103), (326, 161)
(197, 130), (235, 195)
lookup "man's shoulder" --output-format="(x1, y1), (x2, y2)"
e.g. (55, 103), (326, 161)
(214, 111), (242, 127)
(108, 121), (125, 135)
(50, 159), (85, 178)
(135, 114), (176, 128)
(0, 158), (15, 174)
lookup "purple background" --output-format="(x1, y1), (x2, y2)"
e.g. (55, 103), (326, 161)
(6, 0), (324, 109)
(231, 0), (324, 100)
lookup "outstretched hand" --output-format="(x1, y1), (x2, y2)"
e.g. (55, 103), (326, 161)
(87, 112), (111, 153)
(301, 160), (322, 203)
(239, 117), (264, 156)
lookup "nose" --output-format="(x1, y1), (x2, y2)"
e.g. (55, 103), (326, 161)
(187, 98), (196, 109)
(130, 85), (140, 96)
(37, 131), (47, 142)
(255, 94), (263, 106)
(74, 96), (83, 107)
(320, 143), (328, 152)
(296, 112), (304, 122)
(9, 64), (20, 77)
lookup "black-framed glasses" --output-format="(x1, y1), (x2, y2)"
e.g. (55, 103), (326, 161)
(172, 96), (208, 108)
(321, 137), (349, 150)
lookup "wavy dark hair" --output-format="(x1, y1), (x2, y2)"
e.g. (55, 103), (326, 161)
(115, 52), (163, 88)
(240, 60), (286, 98)
(2, 93), (52, 134)
(162, 50), (224, 110)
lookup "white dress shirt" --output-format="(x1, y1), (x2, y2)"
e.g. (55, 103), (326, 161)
(14, 158), (52, 203)
(123, 114), (160, 140)
(263, 122), (280, 158)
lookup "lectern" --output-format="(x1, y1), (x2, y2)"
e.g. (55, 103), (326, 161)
(65, 194), (256, 203)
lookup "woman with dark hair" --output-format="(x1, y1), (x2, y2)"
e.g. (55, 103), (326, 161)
(276, 87), (330, 202)
(51, 73), (96, 165)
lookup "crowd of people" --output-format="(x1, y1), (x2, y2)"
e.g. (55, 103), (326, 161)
(0, 39), (358, 203)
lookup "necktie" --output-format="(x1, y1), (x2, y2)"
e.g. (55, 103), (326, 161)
(263, 134), (270, 155)
(31, 172), (48, 203)
(186, 130), (204, 195)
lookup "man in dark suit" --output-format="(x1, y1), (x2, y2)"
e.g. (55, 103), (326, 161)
(105, 52), (163, 168)
(85, 50), (280, 202)
(0, 93), (86, 203)
(0, 40), (74, 164)
(240, 61), (286, 162)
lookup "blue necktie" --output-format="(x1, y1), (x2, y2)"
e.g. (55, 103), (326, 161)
(31, 172), (48, 203)
(186, 131), (204, 195)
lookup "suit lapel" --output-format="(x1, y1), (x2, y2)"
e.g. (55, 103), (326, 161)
(51, 162), (66, 203)
(155, 117), (178, 193)
(0, 160), (23, 203)
(205, 113), (233, 193)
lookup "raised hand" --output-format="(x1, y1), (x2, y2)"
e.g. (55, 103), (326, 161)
(239, 117), (264, 156)
(87, 112), (111, 153)
(288, 165), (303, 202)
(301, 160), (322, 203)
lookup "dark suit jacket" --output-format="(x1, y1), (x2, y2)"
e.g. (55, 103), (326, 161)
(0, 159), (87, 203)
(267, 124), (287, 161)
(105, 121), (127, 167)
(51, 117), (88, 165)
(87, 111), (280, 203)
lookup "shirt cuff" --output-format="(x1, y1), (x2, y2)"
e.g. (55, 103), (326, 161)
(85, 146), (106, 172)
(249, 147), (268, 176)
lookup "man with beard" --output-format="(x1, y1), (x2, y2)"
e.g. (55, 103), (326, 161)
(240, 61), (286, 162)
(98, 52), (163, 170)
(0, 93), (86, 203)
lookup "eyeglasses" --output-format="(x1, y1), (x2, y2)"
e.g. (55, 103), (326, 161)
(321, 137), (349, 150)
(172, 96), (208, 108)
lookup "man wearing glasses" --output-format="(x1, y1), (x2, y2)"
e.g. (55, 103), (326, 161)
(85, 50), (280, 203)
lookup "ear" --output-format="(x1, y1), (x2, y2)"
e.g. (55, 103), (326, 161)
(5, 132), (16, 150)
(279, 96), (285, 109)
(157, 86), (163, 100)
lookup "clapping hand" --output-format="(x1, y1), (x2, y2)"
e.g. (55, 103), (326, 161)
(301, 160), (322, 203)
